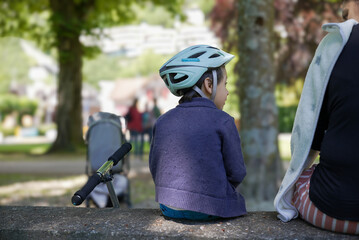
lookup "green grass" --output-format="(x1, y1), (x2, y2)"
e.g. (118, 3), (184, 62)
(130, 174), (155, 205)
(0, 143), (50, 155)
(130, 141), (151, 155)
(0, 173), (57, 187)
(0, 143), (87, 162)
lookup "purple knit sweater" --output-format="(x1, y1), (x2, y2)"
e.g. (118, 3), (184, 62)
(149, 98), (247, 218)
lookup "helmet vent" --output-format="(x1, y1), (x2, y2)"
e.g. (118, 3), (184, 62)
(163, 75), (169, 86)
(169, 73), (188, 84)
(209, 53), (220, 58)
(189, 51), (206, 58)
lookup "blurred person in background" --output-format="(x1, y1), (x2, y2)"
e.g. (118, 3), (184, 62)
(142, 103), (157, 144)
(152, 98), (162, 120)
(126, 98), (143, 157)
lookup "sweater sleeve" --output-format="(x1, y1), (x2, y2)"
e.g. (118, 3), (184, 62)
(221, 118), (246, 188)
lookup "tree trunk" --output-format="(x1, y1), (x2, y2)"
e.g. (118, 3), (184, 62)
(237, 0), (283, 209)
(48, 0), (85, 152)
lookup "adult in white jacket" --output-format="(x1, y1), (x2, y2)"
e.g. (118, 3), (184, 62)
(274, 0), (359, 234)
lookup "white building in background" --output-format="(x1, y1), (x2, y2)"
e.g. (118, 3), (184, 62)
(80, 8), (219, 57)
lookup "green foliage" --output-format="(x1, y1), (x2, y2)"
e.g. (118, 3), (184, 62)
(278, 105), (297, 133)
(326, 0), (342, 3)
(275, 81), (303, 106)
(0, 1), (52, 49)
(275, 82), (303, 133)
(132, 4), (177, 28)
(186, 0), (215, 16)
(223, 57), (240, 119)
(18, 97), (38, 117)
(0, 37), (34, 93)
(82, 45), (102, 59)
(0, 94), (19, 116)
(0, 126), (15, 137)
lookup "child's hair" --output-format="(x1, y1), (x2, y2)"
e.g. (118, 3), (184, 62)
(179, 67), (224, 104)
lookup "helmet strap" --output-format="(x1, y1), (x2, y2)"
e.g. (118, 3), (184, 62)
(192, 69), (218, 101)
(192, 85), (208, 98)
(211, 69), (217, 101)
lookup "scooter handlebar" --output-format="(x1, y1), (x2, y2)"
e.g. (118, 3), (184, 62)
(71, 143), (132, 206)
(108, 142), (132, 166)
(71, 174), (101, 206)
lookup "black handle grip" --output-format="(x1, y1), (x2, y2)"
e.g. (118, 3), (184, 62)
(71, 174), (101, 206)
(108, 142), (132, 166)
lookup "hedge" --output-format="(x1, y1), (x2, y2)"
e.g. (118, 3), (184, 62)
(0, 94), (38, 124)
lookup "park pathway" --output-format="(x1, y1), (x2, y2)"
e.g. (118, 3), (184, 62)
(0, 155), (149, 175)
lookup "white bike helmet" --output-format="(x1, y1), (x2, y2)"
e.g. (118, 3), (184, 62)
(159, 45), (234, 100)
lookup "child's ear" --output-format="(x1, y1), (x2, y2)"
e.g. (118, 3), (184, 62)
(203, 77), (213, 95)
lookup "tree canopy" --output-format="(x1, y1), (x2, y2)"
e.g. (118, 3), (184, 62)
(0, 0), (184, 152)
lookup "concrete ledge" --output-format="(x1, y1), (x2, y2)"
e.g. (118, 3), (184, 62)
(0, 206), (357, 239)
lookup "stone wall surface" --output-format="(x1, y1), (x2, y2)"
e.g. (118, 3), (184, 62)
(0, 206), (357, 239)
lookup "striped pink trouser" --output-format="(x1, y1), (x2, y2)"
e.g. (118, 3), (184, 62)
(292, 165), (359, 235)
